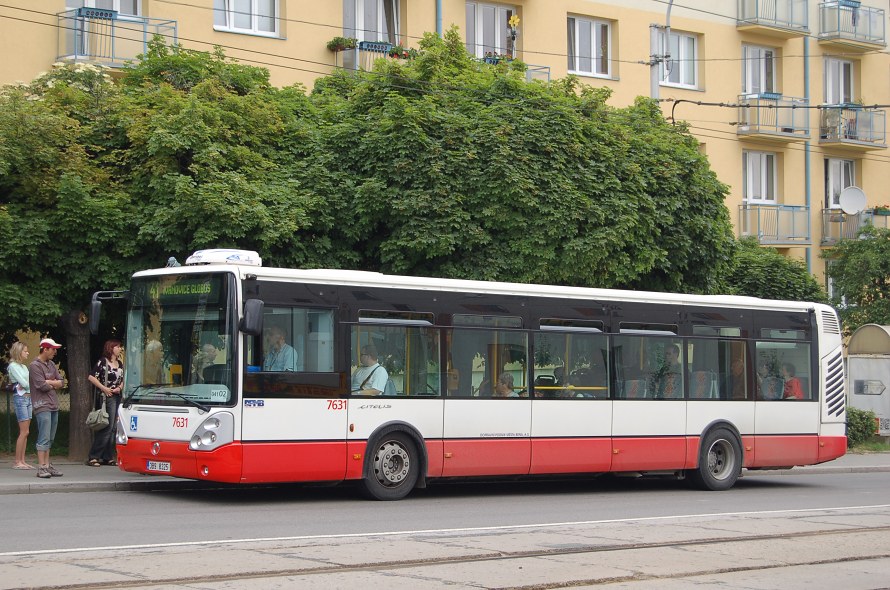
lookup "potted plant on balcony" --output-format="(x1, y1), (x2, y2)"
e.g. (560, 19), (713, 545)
(874, 205), (890, 216)
(327, 36), (357, 52)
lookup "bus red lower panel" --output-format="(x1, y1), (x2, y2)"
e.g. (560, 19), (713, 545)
(530, 438), (612, 474)
(344, 440), (446, 481)
(117, 439), (242, 483)
(241, 441), (347, 483)
(750, 435), (819, 467)
(610, 437), (687, 472)
(442, 439), (531, 477)
(817, 436), (847, 464)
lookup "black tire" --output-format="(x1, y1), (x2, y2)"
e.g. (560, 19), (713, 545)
(359, 432), (419, 501)
(689, 427), (742, 491)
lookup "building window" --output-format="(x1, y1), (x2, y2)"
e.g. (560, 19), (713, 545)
(743, 151), (777, 203)
(68, 1), (139, 16)
(345, 0), (399, 45)
(214, 0), (278, 36)
(567, 16), (611, 77)
(824, 158), (855, 209)
(824, 58), (854, 104)
(659, 30), (698, 89)
(742, 45), (775, 95)
(466, 2), (516, 57)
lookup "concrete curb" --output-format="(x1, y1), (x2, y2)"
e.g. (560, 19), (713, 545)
(0, 461), (887, 495)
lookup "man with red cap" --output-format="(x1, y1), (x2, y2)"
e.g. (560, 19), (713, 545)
(29, 337), (65, 479)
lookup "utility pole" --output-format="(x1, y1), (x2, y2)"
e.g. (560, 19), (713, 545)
(649, 0), (675, 100)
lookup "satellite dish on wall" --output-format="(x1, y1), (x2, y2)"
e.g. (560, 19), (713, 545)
(839, 186), (867, 215)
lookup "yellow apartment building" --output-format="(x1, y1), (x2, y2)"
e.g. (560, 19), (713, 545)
(1, 1), (888, 291)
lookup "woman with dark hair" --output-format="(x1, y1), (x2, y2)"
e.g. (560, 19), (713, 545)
(781, 362), (804, 400)
(87, 339), (124, 466)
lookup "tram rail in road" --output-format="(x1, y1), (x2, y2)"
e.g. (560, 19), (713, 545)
(3, 504), (890, 589)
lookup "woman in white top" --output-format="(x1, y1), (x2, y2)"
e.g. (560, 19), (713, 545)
(7, 341), (34, 469)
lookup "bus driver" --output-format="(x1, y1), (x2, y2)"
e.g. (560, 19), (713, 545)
(351, 345), (388, 395)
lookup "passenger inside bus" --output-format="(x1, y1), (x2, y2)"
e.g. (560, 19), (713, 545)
(190, 341), (219, 384)
(493, 372), (518, 397)
(781, 362), (805, 400)
(263, 325), (298, 372)
(351, 345), (389, 395)
(143, 340), (169, 384)
(657, 344), (683, 398)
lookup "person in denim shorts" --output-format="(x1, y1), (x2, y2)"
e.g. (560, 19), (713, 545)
(29, 338), (65, 479)
(7, 341), (34, 470)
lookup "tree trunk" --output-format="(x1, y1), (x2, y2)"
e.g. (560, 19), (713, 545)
(61, 308), (92, 461)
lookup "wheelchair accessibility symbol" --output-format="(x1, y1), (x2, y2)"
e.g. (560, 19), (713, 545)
(130, 416), (138, 432)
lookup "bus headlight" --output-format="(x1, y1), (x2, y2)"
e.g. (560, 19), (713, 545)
(115, 415), (128, 445)
(189, 412), (234, 451)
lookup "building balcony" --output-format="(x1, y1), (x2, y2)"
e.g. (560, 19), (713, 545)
(739, 204), (810, 245)
(818, 1), (886, 51)
(737, 0), (809, 37)
(57, 8), (177, 68)
(868, 209), (890, 230)
(737, 93), (809, 142)
(821, 208), (871, 244)
(819, 106), (887, 150)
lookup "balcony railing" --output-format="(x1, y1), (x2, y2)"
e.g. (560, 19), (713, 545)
(821, 209), (871, 244)
(819, 1), (886, 46)
(868, 209), (890, 230)
(738, 0), (808, 32)
(739, 204), (810, 244)
(58, 8), (177, 67)
(737, 93), (809, 139)
(820, 106), (887, 147)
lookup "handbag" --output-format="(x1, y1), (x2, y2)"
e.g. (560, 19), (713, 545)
(86, 393), (110, 431)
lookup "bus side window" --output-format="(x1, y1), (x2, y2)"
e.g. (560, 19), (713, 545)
(351, 325), (441, 396)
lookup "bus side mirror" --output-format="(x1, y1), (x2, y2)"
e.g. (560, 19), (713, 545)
(89, 299), (102, 336)
(240, 299), (264, 336)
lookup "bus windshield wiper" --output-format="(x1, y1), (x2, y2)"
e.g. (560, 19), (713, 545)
(124, 384), (209, 413)
(167, 392), (210, 413)
(123, 383), (171, 409)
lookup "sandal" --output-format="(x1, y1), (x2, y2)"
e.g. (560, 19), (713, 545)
(87, 459), (101, 467)
(104, 460), (117, 466)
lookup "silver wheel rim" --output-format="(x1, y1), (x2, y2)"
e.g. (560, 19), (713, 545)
(373, 440), (410, 487)
(706, 438), (736, 481)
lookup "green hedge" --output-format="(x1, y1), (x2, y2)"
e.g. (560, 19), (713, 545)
(847, 406), (878, 448)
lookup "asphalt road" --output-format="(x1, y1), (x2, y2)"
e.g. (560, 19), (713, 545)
(2, 470), (890, 589)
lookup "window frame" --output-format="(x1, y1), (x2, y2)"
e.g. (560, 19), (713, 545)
(743, 150), (777, 204)
(567, 15), (612, 78)
(824, 57), (854, 104)
(824, 157), (855, 209)
(741, 44), (776, 95)
(465, 2), (516, 58)
(214, 0), (280, 38)
(659, 29), (699, 90)
(346, 0), (400, 45)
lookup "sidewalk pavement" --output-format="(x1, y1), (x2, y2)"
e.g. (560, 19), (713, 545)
(1, 452), (889, 495)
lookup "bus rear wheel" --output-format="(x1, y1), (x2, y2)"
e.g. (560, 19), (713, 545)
(689, 427), (742, 491)
(360, 432), (419, 501)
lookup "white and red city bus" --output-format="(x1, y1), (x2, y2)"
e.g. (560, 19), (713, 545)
(94, 249), (847, 500)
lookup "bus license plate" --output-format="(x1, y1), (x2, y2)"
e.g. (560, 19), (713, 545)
(146, 460), (171, 472)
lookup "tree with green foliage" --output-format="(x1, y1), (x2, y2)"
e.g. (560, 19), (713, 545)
(725, 237), (827, 302)
(825, 226), (890, 332)
(304, 28), (736, 292)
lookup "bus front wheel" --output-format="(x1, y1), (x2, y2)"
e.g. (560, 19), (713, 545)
(689, 427), (742, 491)
(360, 432), (419, 500)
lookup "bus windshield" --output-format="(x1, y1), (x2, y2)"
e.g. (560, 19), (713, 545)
(123, 272), (236, 407)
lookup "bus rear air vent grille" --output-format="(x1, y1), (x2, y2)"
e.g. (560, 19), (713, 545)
(821, 310), (841, 335)
(825, 351), (845, 417)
